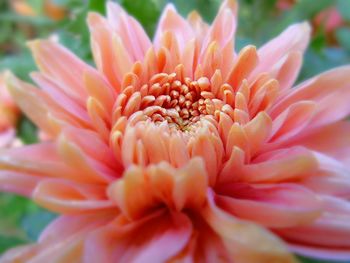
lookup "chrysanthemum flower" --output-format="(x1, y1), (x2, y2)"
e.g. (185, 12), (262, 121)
(1, 1), (350, 262)
(0, 73), (20, 148)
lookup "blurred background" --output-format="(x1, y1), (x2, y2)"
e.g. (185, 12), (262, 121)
(0, 0), (349, 262)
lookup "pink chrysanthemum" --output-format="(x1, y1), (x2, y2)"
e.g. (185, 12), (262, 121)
(0, 72), (20, 148)
(1, 1), (350, 262)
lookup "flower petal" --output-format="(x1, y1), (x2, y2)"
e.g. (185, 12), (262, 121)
(271, 66), (350, 128)
(83, 211), (192, 263)
(202, 189), (298, 263)
(154, 4), (193, 52)
(253, 22), (310, 80)
(239, 146), (318, 183)
(28, 40), (93, 106)
(106, 1), (151, 61)
(33, 179), (114, 214)
(278, 196), (350, 250)
(216, 183), (322, 228)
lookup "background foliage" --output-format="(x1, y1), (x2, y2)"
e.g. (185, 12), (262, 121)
(0, 0), (349, 262)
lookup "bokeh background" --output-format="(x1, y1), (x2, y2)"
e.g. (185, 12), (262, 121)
(0, 0), (349, 262)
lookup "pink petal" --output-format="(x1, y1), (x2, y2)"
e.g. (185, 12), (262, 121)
(106, 1), (151, 61)
(289, 243), (350, 261)
(216, 183), (322, 228)
(271, 66), (350, 128)
(31, 72), (92, 126)
(1, 212), (116, 262)
(28, 40), (93, 106)
(0, 170), (41, 196)
(33, 179), (114, 214)
(278, 196), (350, 249)
(268, 100), (316, 144)
(0, 128), (16, 147)
(239, 146), (318, 183)
(201, 189), (297, 262)
(6, 73), (61, 136)
(154, 4), (193, 52)
(88, 12), (133, 90)
(57, 134), (118, 183)
(253, 22), (310, 81)
(290, 121), (350, 166)
(83, 211), (192, 263)
(62, 126), (120, 171)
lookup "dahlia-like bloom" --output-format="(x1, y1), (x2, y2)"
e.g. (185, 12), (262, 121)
(1, 1), (350, 262)
(0, 73), (20, 148)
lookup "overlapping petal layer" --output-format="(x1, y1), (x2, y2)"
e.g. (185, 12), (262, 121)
(1, 0), (350, 262)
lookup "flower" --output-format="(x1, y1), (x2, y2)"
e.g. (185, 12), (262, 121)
(0, 73), (20, 148)
(1, 0), (350, 262)
(11, 0), (66, 21)
(276, 0), (346, 44)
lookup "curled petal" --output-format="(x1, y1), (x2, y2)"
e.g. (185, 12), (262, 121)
(239, 146), (318, 183)
(253, 22), (310, 80)
(202, 190), (298, 263)
(0, 212), (116, 263)
(0, 170), (41, 196)
(108, 158), (208, 220)
(83, 211), (192, 263)
(216, 183), (322, 228)
(33, 179), (114, 214)
(279, 196), (350, 254)
(271, 66), (350, 128)
(291, 121), (350, 166)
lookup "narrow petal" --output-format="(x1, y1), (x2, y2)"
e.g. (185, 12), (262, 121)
(202, 190), (298, 263)
(28, 40), (93, 106)
(33, 179), (114, 214)
(106, 1), (151, 61)
(0, 170), (41, 196)
(215, 183), (322, 228)
(278, 196), (350, 249)
(239, 146), (318, 183)
(253, 22), (310, 80)
(290, 121), (350, 166)
(154, 4), (193, 52)
(270, 66), (350, 128)
(1, 212), (116, 262)
(6, 72), (61, 137)
(289, 243), (350, 261)
(83, 211), (192, 263)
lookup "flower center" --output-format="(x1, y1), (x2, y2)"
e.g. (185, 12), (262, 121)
(139, 73), (217, 130)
